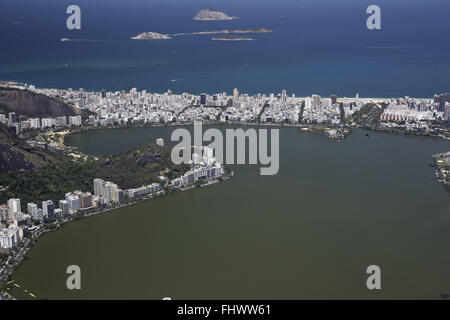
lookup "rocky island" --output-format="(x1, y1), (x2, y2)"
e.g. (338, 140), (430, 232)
(193, 28), (271, 35)
(211, 36), (254, 41)
(131, 32), (171, 40)
(193, 8), (237, 21)
(172, 28), (272, 37)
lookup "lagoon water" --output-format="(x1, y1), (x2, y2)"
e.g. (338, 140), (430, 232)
(3, 0), (450, 299)
(10, 126), (450, 299)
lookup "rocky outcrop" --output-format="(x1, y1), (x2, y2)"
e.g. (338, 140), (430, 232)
(0, 123), (56, 173)
(131, 32), (171, 40)
(0, 87), (79, 118)
(193, 8), (236, 21)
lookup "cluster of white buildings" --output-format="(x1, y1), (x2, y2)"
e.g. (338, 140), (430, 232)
(0, 112), (82, 134)
(0, 199), (26, 250)
(302, 95), (345, 125)
(380, 96), (449, 128)
(27, 200), (57, 221)
(19, 86), (303, 125)
(260, 91), (301, 124)
(126, 183), (161, 198)
(93, 179), (125, 204)
(0, 158), (224, 250)
(34, 86), (195, 126)
(26, 190), (97, 224)
(177, 106), (222, 123)
(6, 84), (450, 133)
(170, 147), (224, 187)
(0, 220), (23, 250)
(3, 84), (450, 131)
(0, 178), (124, 250)
(219, 89), (264, 122)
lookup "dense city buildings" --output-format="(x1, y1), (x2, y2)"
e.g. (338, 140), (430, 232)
(170, 147), (224, 187)
(93, 179), (124, 204)
(380, 96), (447, 129)
(1, 85), (449, 138)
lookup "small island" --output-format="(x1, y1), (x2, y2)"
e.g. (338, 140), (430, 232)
(172, 28), (272, 37)
(193, 8), (237, 21)
(193, 28), (272, 35)
(211, 36), (254, 41)
(131, 32), (171, 40)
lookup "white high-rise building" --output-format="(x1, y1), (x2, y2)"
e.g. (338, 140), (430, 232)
(0, 220), (22, 249)
(233, 88), (239, 101)
(305, 97), (312, 110)
(0, 205), (9, 220)
(7, 198), (21, 215)
(1, 230), (15, 249)
(59, 200), (69, 215)
(34, 209), (44, 221)
(281, 90), (287, 103)
(42, 200), (55, 219)
(41, 118), (55, 128)
(66, 194), (80, 213)
(68, 115), (82, 126)
(27, 203), (38, 216)
(94, 179), (105, 197)
(30, 118), (41, 129)
(94, 179), (120, 203)
(104, 182), (119, 203)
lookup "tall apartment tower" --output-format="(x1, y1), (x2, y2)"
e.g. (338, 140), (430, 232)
(233, 88), (239, 101)
(439, 94), (446, 112)
(42, 200), (55, 219)
(7, 198), (21, 214)
(94, 179), (105, 197)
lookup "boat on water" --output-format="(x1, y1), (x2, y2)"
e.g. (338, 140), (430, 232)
(60, 38), (70, 42)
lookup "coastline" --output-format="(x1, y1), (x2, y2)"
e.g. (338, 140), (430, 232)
(60, 120), (449, 144)
(0, 81), (435, 100)
(1, 174), (233, 300)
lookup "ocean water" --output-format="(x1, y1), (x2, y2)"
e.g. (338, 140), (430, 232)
(0, 0), (450, 97)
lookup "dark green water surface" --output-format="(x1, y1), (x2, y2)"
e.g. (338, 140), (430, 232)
(11, 126), (450, 299)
